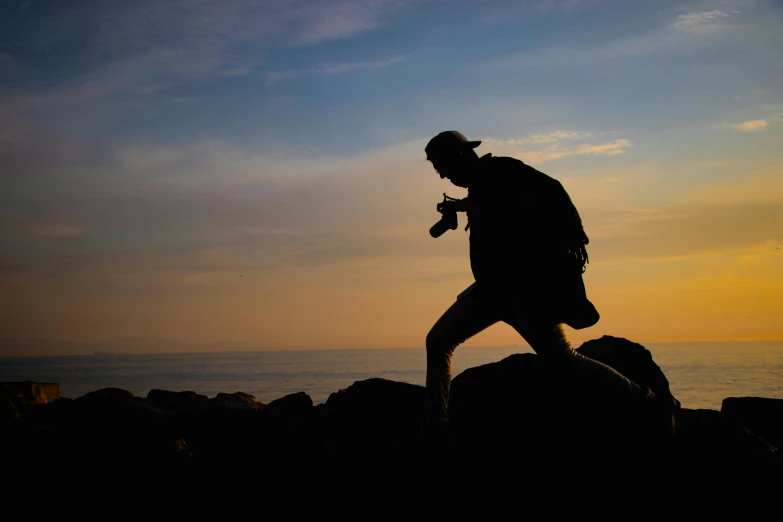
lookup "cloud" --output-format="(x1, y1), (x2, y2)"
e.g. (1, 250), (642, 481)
(719, 119), (769, 132)
(289, 0), (419, 45)
(503, 130), (592, 145)
(0, 136), (457, 281)
(481, 131), (632, 165)
(482, 0), (588, 23)
(482, 1), (752, 72)
(3, 129), (782, 344)
(264, 55), (406, 84)
(2, 130), (778, 298)
(672, 10), (731, 32)
(480, 32), (676, 70)
(0, 0), (421, 111)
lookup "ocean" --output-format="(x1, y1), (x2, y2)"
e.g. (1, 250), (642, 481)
(1, 340), (782, 411)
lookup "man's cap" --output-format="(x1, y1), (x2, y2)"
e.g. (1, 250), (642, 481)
(425, 130), (481, 159)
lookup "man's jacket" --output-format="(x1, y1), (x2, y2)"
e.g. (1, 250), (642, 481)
(464, 153), (599, 329)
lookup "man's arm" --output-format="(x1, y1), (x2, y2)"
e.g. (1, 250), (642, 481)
(438, 195), (473, 213)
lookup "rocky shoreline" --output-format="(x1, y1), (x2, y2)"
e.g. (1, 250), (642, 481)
(3, 336), (782, 500)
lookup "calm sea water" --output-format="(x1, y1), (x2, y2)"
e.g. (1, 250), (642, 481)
(1, 341), (781, 410)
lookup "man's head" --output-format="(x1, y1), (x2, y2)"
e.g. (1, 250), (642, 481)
(425, 130), (481, 188)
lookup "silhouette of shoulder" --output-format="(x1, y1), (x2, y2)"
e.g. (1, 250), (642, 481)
(477, 153), (563, 196)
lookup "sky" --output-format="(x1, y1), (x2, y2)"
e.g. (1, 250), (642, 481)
(1, 0), (782, 355)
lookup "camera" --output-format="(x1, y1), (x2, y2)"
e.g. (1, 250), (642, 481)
(429, 193), (460, 238)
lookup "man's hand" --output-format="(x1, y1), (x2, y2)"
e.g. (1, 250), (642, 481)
(430, 195), (461, 238)
(436, 200), (459, 215)
(436, 193), (467, 215)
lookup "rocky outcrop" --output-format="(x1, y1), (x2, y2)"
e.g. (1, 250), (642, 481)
(722, 397), (783, 451)
(577, 335), (679, 408)
(321, 378), (425, 453)
(675, 407), (780, 467)
(265, 391), (313, 419)
(1, 336), (781, 493)
(213, 391), (265, 412)
(0, 381), (60, 427)
(147, 389), (210, 414)
(0, 381), (60, 405)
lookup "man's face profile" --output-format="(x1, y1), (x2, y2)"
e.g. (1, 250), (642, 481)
(428, 149), (469, 188)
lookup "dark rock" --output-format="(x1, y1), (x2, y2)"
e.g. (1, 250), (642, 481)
(3, 336), (782, 494)
(2, 386), (187, 474)
(212, 391), (264, 412)
(264, 391), (313, 420)
(722, 397), (783, 450)
(73, 387), (168, 422)
(322, 378), (425, 453)
(577, 335), (679, 408)
(1, 382), (60, 427)
(674, 408), (783, 477)
(175, 395), (271, 466)
(66, 388), (184, 467)
(577, 335), (681, 436)
(448, 349), (671, 466)
(173, 437), (194, 459)
(325, 378), (424, 414)
(0, 382), (60, 406)
(147, 389), (210, 414)
(76, 387), (135, 403)
(0, 397), (20, 427)
(15, 397), (74, 429)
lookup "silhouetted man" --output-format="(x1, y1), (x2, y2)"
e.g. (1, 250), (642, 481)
(423, 130), (656, 434)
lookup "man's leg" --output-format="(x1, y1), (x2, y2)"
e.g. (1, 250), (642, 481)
(503, 305), (652, 397)
(425, 283), (501, 424)
(504, 311), (681, 435)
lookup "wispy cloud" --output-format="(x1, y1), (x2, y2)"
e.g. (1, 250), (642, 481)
(480, 32), (676, 70)
(3, 130), (781, 344)
(481, 131), (632, 165)
(289, 0), (420, 45)
(482, 1), (749, 71)
(1, 136), (449, 275)
(504, 130), (592, 145)
(0, 0), (420, 110)
(482, 0), (588, 23)
(672, 9), (731, 33)
(264, 56), (406, 84)
(718, 119), (769, 132)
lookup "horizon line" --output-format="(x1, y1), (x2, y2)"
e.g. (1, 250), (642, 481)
(2, 337), (782, 359)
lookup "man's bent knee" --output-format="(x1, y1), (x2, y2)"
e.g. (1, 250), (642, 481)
(426, 328), (453, 356)
(528, 323), (578, 362)
(426, 326), (465, 372)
